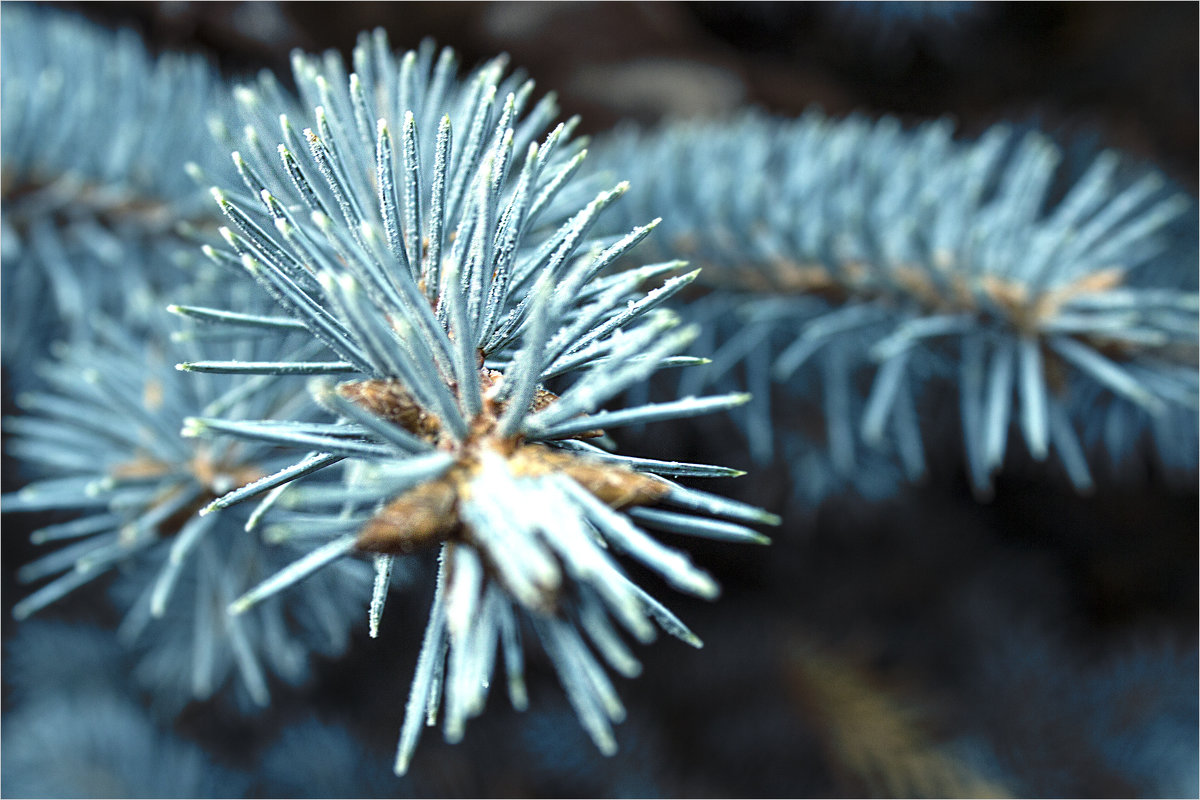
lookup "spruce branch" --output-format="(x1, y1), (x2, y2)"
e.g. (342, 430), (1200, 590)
(0, 7), (235, 387)
(590, 111), (1199, 496)
(182, 31), (775, 771)
(3, 284), (370, 710)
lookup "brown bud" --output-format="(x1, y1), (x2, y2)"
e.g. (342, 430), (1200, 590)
(337, 379), (442, 440)
(509, 444), (670, 510)
(356, 476), (460, 554)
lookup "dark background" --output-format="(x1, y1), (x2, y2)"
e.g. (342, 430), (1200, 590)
(50, 0), (1200, 188)
(5, 2), (1198, 797)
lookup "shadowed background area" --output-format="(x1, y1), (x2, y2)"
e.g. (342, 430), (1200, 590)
(44, 0), (1200, 188)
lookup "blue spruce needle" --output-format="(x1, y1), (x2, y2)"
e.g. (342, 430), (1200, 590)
(181, 32), (777, 772)
(590, 110), (1199, 497)
(0, 6), (234, 384)
(3, 283), (371, 710)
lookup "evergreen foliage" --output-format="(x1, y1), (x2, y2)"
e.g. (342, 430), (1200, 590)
(591, 111), (1198, 497)
(186, 29), (775, 772)
(1, 4), (1195, 796)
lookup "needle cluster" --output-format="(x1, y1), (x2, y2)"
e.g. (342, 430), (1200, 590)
(591, 111), (1199, 496)
(179, 31), (775, 771)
